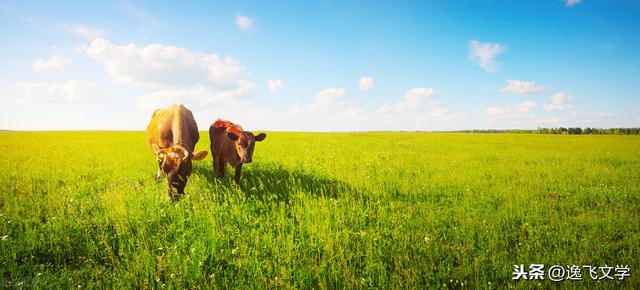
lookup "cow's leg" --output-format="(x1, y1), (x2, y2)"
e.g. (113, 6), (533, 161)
(167, 186), (176, 201)
(217, 159), (226, 178)
(211, 151), (218, 177)
(234, 164), (243, 184)
(156, 161), (163, 181)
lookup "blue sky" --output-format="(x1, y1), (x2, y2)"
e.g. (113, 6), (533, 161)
(1, 0), (639, 131)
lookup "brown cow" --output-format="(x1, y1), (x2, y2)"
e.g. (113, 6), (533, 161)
(209, 119), (266, 183)
(146, 104), (208, 199)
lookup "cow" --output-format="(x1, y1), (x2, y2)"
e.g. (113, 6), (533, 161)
(209, 119), (266, 183)
(146, 104), (208, 199)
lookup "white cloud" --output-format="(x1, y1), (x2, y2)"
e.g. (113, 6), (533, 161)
(312, 88), (347, 111)
(378, 88), (435, 113)
(468, 40), (506, 72)
(516, 101), (537, 113)
(67, 24), (109, 39)
(138, 81), (254, 112)
(341, 107), (367, 122)
(358, 76), (374, 91)
(287, 103), (305, 115)
(487, 101), (538, 120)
(486, 106), (513, 117)
(32, 54), (70, 73)
(565, 0), (582, 7)
(486, 107), (561, 128)
(268, 79), (283, 93)
(544, 92), (573, 112)
(374, 87), (463, 127)
(486, 97), (617, 128)
(570, 111), (614, 123)
(73, 44), (87, 54)
(84, 38), (254, 110)
(14, 81), (100, 103)
(86, 38), (244, 88)
(283, 88), (371, 131)
(236, 15), (253, 30)
(284, 87), (371, 127)
(499, 80), (545, 94)
(286, 88), (349, 115)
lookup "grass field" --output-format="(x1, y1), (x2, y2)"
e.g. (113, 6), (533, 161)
(1, 131), (638, 288)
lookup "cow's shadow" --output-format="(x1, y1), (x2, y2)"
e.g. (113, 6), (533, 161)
(192, 162), (354, 202)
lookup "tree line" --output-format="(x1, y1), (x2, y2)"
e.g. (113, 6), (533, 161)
(450, 127), (640, 135)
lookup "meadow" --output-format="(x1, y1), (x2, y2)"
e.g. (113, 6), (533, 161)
(0, 131), (638, 288)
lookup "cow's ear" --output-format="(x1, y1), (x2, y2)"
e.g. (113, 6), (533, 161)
(192, 150), (208, 161)
(255, 133), (266, 142)
(226, 132), (239, 141)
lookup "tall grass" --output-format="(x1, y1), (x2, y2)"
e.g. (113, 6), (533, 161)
(1, 131), (638, 288)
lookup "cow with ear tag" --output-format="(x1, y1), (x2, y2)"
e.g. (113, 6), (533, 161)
(209, 119), (267, 183)
(146, 104), (208, 200)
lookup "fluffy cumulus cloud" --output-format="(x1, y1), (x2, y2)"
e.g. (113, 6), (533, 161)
(544, 92), (573, 112)
(378, 88), (436, 113)
(288, 88), (349, 114)
(236, 15), (253, 30)
(268, 79), (283, 93)
(570, 111), (614, 123)
(67, 24), (109, 39)
(516, 101), (537, 113)
(486, 103), (560, 128)
(14, 81), (100, 103)
(84, 38), (254, 110)
(86, 38), (244, 88)
(375, 87), (466, 128)
(487, 94), (618, 128)
(358, 76), (375, 91)
(311, 88), (348, 111)
(487, 101), (537, 117)
(499, 80), (545, 94)
(485, 101), (548, 127)
(486, 106), (512, 117)
(284, 86), (467, 131)
(565, 0), (582, 7)
(32, 54), (70, 73)
(468, 40), (506, 72)
(284, 88), (368, 130)
(341, 107), (367, 122)
(138, 81), (254, 112)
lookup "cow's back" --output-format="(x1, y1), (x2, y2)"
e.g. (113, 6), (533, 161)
(147, 104), (199, 153)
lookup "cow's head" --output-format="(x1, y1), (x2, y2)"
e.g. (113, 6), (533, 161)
(152, 144), (207, 195)
(226, 131), (266, 163)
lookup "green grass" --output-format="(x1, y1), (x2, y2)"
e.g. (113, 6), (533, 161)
(1, 131), (639, 288)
